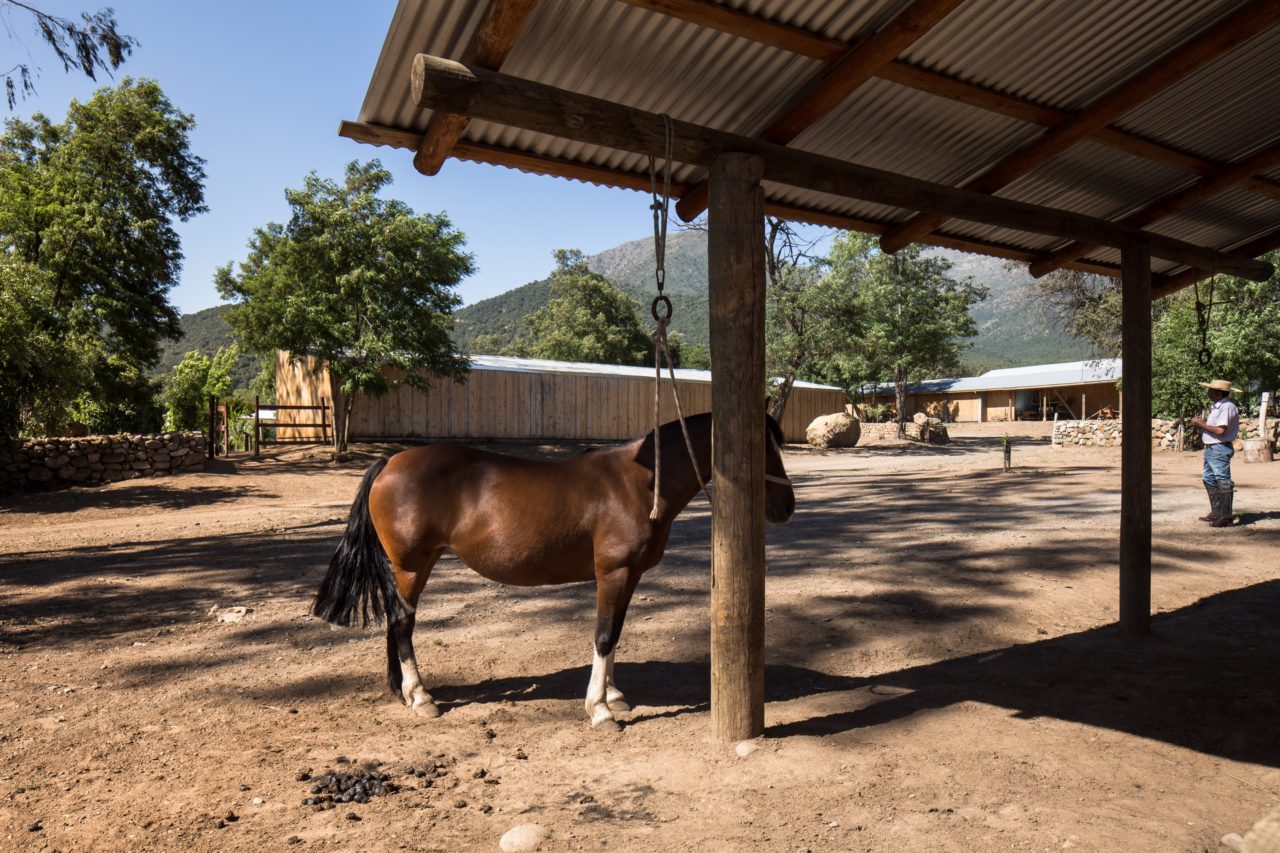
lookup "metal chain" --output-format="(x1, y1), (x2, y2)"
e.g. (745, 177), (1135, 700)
(1194, 274), (1216, 367)
(647, 116), (710, 522)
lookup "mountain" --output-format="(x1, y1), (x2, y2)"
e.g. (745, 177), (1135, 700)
(455, 233), (1094, 370)
(454, 230), (711, 350)
(154, 305), (261, 390)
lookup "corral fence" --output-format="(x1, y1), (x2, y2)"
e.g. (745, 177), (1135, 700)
(204, 394), (332, 457)
(275, 352), (848, 444)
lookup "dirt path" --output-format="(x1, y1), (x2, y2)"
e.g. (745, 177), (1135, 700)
(1, 435), (1276, 852)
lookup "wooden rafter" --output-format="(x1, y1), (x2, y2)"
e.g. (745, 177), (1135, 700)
(1151, 225), (1280, 300)
(342, 119), (1125, 276)
(878, 0), (1280, 254)
(618, 0), (1280, 205)
(1029, 141), (1280, 278)
(411, 0), (540, 176)
(673, 0), (965, 221)
(409, 56), (1272, 279)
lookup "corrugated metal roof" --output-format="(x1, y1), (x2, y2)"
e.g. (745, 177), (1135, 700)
(467, 354), (841, 390)
(350, 0), (1280, 281)
(869, 358), (1121, 395)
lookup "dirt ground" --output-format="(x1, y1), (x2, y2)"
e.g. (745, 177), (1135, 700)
(1, 426), (1277, 852)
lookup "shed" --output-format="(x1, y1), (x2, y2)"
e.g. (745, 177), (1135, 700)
(339, 0), (1278, 740)
(274, 351), (847, 444)
(865, 358), (1122, 422)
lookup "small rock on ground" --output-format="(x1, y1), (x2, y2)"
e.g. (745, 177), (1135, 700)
(500, 823), (550, 852)
(735, 741), (760, 758)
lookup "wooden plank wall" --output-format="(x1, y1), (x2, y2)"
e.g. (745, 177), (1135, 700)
(275, 353), (846, 443)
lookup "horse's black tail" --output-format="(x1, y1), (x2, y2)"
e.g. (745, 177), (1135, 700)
(312, 457), (404, 628)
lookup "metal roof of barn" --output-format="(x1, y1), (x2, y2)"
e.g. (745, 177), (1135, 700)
(468, 353), (842, 390)
(868, 358), (1121, 395)
(342, 0), (1280, 290)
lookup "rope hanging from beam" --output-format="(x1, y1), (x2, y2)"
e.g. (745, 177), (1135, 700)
(646, 115), (710, 521)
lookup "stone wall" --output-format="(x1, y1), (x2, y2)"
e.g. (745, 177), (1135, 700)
(1053, 418), (1279, 451)
(0, 432), (206, 492)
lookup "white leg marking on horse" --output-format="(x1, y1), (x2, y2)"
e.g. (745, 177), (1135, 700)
(585, 648), (618, 729)
(400, 655), (439, 718)
(604, 652), (629, 711)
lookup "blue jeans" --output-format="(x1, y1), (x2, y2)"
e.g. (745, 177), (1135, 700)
(1202, 442), (1234, 487)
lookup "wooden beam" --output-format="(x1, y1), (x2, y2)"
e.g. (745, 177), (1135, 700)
(410, 55), (1274, 279)
(1030, 141), (1280, 278)
(616, 0), (843, 60)
(1119, 240), (1152, 636)
(674, 0), (964, 220)
(338, 120), (1120, 277)
(1152, 225), (1280, 300)
(412, 0), (540, 175)
(879, 0), (1280, 253)
(617, 0), (1280, 204)
(708, 151), (767, 742)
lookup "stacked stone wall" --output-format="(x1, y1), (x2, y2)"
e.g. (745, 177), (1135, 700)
(1053, 418), (1278, 451)
(0, 432), (205, 492)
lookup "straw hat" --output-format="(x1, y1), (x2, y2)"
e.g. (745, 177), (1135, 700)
(1198, 379), (1233, 393)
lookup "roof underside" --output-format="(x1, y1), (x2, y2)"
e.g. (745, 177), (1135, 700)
(347, 0), (1280, 282)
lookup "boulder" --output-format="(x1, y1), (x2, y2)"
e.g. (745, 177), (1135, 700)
(806, 413), (861, 449)
(912, 412), (929, 425)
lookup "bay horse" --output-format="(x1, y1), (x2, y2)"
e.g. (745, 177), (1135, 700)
(312, 412), (795, 731)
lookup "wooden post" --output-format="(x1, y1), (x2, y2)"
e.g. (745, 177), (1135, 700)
(708, 151), (767, 743)
(1119, 240), (1152, 636)
(253, 395), (261, 457)
(207, 395), (216, 459)
(320, 396), (330, 447)
(1041, 393), (1047, 421)
(1082, 392), (1088, 420)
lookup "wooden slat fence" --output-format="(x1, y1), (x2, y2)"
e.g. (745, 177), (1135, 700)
(275, 352), (846, 443)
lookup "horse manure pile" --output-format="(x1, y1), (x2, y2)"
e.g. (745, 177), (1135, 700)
(298, 768), (400, 809)
(296, 755), (459, 811)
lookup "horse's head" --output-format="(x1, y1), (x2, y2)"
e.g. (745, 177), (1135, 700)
(765, 415), (795, 524)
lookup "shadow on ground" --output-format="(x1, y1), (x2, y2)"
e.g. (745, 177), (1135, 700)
(426, 581), (1279, 769)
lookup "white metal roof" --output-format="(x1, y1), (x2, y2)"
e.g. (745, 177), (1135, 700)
(468, 353), (842, 390)
(346, 0), (1280, 282)
(868, 358), (1121, 395)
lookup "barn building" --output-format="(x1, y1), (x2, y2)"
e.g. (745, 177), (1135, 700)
(864, 358), (1122, 422)
(275, 352), (847, 444)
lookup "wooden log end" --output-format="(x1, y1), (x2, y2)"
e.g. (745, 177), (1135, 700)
(412, 54), (481, 113)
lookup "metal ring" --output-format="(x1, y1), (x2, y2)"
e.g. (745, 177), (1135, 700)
(1198, 347), (1212, 366)
(651, 295), (672, 322)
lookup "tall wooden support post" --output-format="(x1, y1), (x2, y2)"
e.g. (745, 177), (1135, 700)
(207, 395), (216, 459)
(1119, 240), (1152, 635)
(707, 152), (767, 742)
(253, 395), (261, 457)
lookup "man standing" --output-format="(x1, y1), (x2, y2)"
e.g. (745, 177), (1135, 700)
(1190, 379), (1239, 528)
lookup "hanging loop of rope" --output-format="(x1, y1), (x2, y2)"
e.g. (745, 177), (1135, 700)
(647, 115), (710, 522)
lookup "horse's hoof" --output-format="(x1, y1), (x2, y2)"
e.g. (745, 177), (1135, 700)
(411, 699), (442, 718)
(591, 717), (622, 733)
(606, 699), (632, 712)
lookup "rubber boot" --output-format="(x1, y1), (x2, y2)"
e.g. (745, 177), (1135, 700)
(1200, 481), (1220, 522)
(1210, 481), (1234, 527)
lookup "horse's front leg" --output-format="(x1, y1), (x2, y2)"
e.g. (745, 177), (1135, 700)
(585, 565), (639, 732)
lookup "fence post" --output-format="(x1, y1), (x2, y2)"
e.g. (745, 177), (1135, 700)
(207, 395), (216, 459)
(321, 397), (329, 447)
(253, 395), (260, 457)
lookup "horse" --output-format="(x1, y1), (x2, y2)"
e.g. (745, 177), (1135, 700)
(312, 411), (795, 731)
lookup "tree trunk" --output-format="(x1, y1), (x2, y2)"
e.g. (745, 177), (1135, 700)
(327, 369), (347, 454)
(769, 376), (794, 423)
(894, 367), (907, 437)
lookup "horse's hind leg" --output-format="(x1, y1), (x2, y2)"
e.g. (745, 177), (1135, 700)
(386, 547), (444, 718)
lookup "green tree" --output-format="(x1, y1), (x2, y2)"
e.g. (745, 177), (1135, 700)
(0, 78), (206, 431)
(161, 345), (237, 432)
(0, 257), (90, 438)
(2, 2), (136, 108)
(1038, 268), (1122, 356)
(765, 222), (863, 420)
(833, 237), (987, 433)
(217, 160), (474, 453)
(519, 249), (655, 367)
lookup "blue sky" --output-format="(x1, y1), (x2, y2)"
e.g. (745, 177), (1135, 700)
(4, 0), (691, 313)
